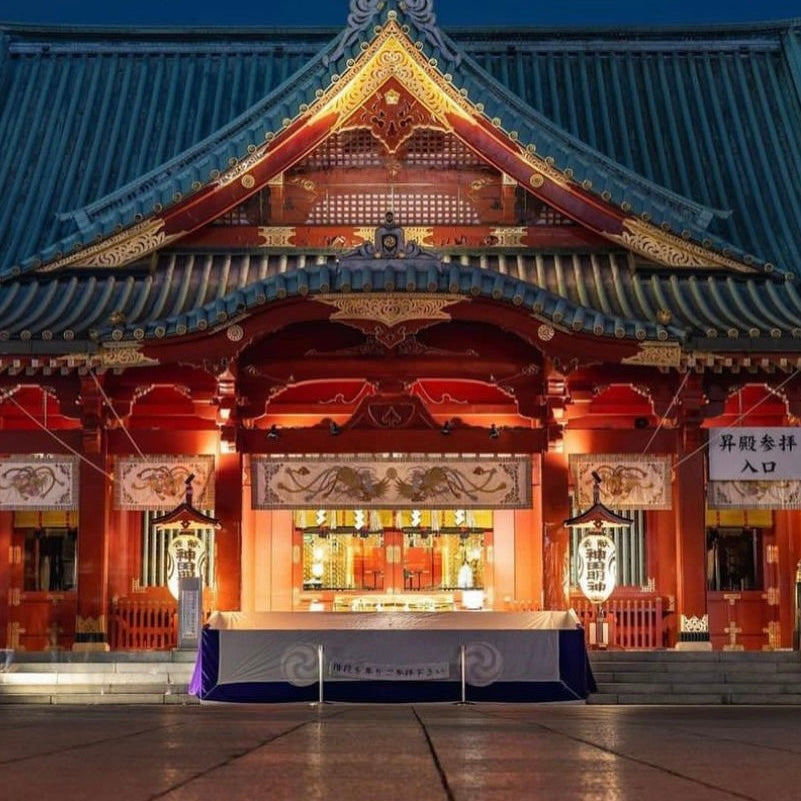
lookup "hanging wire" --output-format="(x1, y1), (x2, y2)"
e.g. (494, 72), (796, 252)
(6, 393), (113, 479)
(90, 368), (144, 458)
(673, 367), (801, 472)
(642, 370), (691, 455)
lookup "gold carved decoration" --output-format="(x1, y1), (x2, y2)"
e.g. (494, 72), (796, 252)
(314, 293), (463, 327)
(490, 227), (527, 247)
(621, 341), (681, 367)
(340, 78), (444, 153)
(257, 227), (297, 247)
(353, 225), (433, 247)
(97, 346), (158, 368)
(399, 226), (434, 246)
(216, 149), (266, 188)
(75, 615), (107, 635)
(609, 218), (753, 272)
(43, 219), (180, 272)
(321, 27), (470, 129)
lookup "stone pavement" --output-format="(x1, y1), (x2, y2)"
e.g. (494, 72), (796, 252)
(1, 703), (800, 801)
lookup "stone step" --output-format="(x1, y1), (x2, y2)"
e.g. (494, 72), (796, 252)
(0, 655), (198, 704)
(588, 650), (801, 704)
(0, 691), (198, 705)
(593, 670), (801, 684)
(595, 681), (801, 695)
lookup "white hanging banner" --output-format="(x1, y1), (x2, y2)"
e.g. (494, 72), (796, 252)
(708, 428), (801, 480)
(114, 455), (215, 510)
(570, 454), (672, 510)
(251, 455), (531, 509)
(0, 456), (78, 510)
(707, 480), (801, 510)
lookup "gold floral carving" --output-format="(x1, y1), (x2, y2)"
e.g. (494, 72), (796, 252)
(609, 218), (754, 272)
(313, 293), (463, 327)
(43, 219), (179, 272)
(216, 149), (266, 188)
(257, 227), (297, 247)
(75, 615), (107, 635)
(97, 347), (158, 368)
(352, 225), (432, 246)
(322, 27), (470, 128)
(490, 227), (527, 247)
(621, 341), (681, 367)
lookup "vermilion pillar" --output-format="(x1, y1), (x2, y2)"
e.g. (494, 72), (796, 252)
(215, 451), (243, 611)
(73, 455), (111, 650)
(0, 511), (12, 648)
(541, 451), (571, 610)
(674, 423), (711, 649)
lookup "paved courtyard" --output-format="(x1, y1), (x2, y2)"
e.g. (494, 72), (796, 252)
(1, 703), (799, 800)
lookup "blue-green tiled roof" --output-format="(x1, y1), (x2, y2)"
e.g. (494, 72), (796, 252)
(1, 10), (800, 277)
(1, 254), (799, 358)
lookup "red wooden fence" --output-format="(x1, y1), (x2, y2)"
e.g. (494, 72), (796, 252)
(109, 599), (177, 650)
(572, 596), (666, 649)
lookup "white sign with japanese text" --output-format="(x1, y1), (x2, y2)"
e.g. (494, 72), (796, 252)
(708, 428), (801, 480)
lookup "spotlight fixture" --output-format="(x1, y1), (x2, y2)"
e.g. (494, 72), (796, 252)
(440, 420), (452, 435)
(489, 424), (500, 439)
(267, 424), (280, 440)
(329, 421), (341, 436)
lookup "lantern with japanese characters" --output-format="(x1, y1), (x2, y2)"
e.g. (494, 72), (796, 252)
(576, 533), (617, 603)
(167, 534), (207, 600)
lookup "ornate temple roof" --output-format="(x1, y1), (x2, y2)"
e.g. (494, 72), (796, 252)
(1, 255), (800, 366)
(0, 1), (800, 365)
(0, 9), (800, 277)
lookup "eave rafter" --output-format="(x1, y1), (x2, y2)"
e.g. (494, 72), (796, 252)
(33, 11), (760, 277)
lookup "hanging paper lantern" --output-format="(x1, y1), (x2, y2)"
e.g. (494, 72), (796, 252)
(576, 534), (617, 604)
(166, 534), (206, 600)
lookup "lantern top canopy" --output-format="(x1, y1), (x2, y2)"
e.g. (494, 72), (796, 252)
(151, 474), (221, 532)
(563, 471), (634, 530)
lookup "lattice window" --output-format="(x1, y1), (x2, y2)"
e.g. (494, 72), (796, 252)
(139, 510), (216, 589)
(569, 506), (647, 588)
(307, 191), (480, 225)
(301, 129), (385, 170)
(295, 128), (487, 172)
(403, 129), (484, 168)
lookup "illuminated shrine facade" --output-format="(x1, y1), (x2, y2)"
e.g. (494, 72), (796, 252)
(1, 1), (801, 652)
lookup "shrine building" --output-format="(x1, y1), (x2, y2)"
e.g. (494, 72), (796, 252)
(2, 0), (801, 653)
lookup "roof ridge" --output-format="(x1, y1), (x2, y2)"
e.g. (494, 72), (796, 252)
(3, 0), (776, 279)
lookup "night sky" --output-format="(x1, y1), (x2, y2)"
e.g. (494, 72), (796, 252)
(0, 0), (799, 27)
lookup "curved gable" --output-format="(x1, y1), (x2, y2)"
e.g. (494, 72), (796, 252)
(2, 0), (773, 281)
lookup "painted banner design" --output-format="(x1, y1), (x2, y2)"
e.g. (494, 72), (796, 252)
(251, 455), (531, 509)
(114, 455), (215, 510)
(707, 480), (801, 510)
(0, 456), (78, 510)
(570, 454), (672, 510)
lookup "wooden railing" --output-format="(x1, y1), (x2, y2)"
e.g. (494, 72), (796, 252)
(572, 596), (666, 649)
(109, 599), (177, 650)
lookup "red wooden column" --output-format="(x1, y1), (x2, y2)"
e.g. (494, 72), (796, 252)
(73, 378), (112, 651)
(541, 451), (571, 610)
(215, 451), (243, 611)
(0, 511), (12, 648)
(73, 455), (112, 650)
(674, 422), (711, 649)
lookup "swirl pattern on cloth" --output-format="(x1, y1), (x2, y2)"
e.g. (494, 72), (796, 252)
(282, 643), (320, 686)
(465, 641), (503, 687)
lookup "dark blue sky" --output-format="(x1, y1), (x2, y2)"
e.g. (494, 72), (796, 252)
(0, 0), (799, 27)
